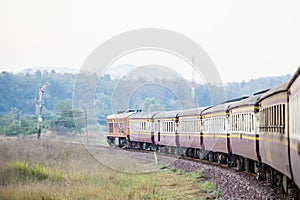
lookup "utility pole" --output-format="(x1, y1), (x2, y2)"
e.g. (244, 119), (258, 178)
(36, 82), (49, 139)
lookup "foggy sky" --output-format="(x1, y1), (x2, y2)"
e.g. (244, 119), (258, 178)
(0, 0), (299, 82)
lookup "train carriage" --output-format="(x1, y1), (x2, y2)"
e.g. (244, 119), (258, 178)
(288, 66), (300, 192)
(228, 94), (263, 171)
(201, 102), (233, 161)
(258, 82), (292, 185)
(177, 107), (208, 157)
(153, 110), (181, 153)
(129, 111), (158, 150)
(178, 108), (203, 149)
(106, 110), (136, 147)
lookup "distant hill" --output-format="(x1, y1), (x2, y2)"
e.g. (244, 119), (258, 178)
(225, 74), (291, 100)
(17, 66), (79, 74)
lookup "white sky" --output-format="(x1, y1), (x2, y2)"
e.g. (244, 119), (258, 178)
(0, 0), (299, 83)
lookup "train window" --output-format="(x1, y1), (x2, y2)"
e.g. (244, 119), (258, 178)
(166, 122), (169, 132)
(235, 115), (237, 131)
(276, 105), (279, 132)
(108, 123), (113, 133)
(165, 122), (167, 132)
(270, 107), (273, 131)
(268, 107), (270, 131)
(250, 113), (253, 132)
(274, 106), (276, 132)
(282, 104), (285, 133)
(279, 104), (282, 128)
(251, 114), (254, 132)
(119, 122), (124, 133)
(266, 108), (268, 131)
(236, 115), (238, 131)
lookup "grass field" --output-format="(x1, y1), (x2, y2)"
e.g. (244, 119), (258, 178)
(0, 136), (220, 199)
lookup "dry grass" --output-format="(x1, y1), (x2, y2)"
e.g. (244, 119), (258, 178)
(0, 136), (214, 199)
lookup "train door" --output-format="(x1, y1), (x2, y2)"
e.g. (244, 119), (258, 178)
(158, 120), (160, 142)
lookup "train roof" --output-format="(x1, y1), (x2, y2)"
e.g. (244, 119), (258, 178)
(259, 81), (289, 102)
(129, 111), (159, 119)
(153, 110), (182, 119)
(229, 92), (266, 110)
(178, 107), (210, 117)
(107, 110), (136, 119)
(201, 102), (232, 115)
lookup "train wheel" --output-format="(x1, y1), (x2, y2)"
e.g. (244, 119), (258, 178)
(244, 158), (250, 172)
(199, 149), (207, 160)
(175, 147), (180, 156)
(168, 146), (172, 154)
(236, 157), (244, 171)
(142, 143), (147, 150)
(186, 149), (194, 158)
(196, 149), (201, 159)
(255, 163), (266, 181)
(136, 142), (141, 150)
(107, 137), (115, 146)
(209, 152), (214, 162)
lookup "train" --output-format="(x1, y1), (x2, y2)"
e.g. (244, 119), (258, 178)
(106, 66), (300, 199)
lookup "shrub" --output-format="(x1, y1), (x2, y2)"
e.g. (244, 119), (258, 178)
(10, 161), (62, 181)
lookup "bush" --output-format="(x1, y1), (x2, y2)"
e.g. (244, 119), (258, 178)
(10, 161), (62, 181)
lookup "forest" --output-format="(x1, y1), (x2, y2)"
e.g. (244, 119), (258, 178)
(0, 69), (291, 136)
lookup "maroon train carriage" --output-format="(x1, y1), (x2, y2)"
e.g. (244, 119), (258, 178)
(177, 107), (209, 157)
(106, 110), (136, 147)
(201, 100), (240, 163)
(228, 93), (265, 171)
(153, 110), (181, 154)
(258, 82), (292, 189)
(128, 111), (158, 150)
(288, 66), (300, 197)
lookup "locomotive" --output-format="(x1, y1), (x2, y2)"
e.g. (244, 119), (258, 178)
(107, 66), (300, 199)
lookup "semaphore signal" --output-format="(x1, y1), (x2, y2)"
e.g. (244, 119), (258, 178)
(36, 82), (49, 139)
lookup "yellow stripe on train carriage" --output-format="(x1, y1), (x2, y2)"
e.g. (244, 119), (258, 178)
(231, 106), (258, 113)
(130, 131), (152, 135)
(230, 133), (259, 140)
(179, 115), (201, 120)
(202, 112), (226, 118)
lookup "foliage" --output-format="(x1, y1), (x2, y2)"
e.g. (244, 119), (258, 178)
(0, 109), (37, 136)
(10, 161), (62, 181)
(50, 100), (85, 132)
(199, 181), (216, 193)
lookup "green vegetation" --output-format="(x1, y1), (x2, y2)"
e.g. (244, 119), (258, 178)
(0, 138), (221, 199)
(10, 161), (63, 181)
